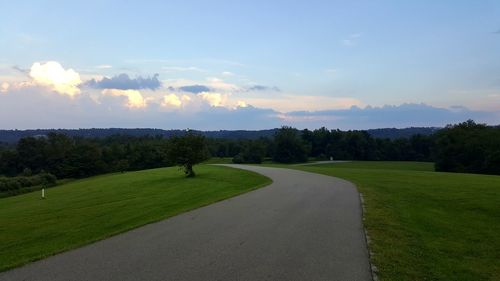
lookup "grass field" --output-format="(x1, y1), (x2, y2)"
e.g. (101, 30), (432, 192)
(288, 161), (500, 281)
(0, 165), (271, 272)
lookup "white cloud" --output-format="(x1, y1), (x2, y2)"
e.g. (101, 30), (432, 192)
(198, 92), (226, 107)
(95, 65), (112, 69)
(0, 82), (9, 93)
(162, 94), (182, 108)
(162, 66), (205, 73)
(102, 89), (147, 109)
(29, 61), (82, 97)
(205, 77), (240, 91)
(0, 82), (498, 130)
(237, 100), (248, 108)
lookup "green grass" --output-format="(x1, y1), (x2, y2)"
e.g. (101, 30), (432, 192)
(284, 161), (500, 281)
(0, 165), (271, 272)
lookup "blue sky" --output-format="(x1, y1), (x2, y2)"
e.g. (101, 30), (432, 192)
(1, 0), (499, 129)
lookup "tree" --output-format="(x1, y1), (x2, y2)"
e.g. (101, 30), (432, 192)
(232, 140), (266, 164)
(433, 120), (500, 175)
(63, 142), (105, 178)
(16, 136), (47, 173)
(167, 131), (209, 177)
(44, 133), (74, 177)
(272, 126), (308, 163)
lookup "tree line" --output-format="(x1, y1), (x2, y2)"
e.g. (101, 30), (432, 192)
(215, 127), (434, 164)
(0, 127), (438, 144)
(209, 121), (499, 175)
(0, 133), (174, 179)
(0, 120), (498, 187)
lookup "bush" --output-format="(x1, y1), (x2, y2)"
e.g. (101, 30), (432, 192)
(40, 172), (57, 186)
(0, 172), (58, 196)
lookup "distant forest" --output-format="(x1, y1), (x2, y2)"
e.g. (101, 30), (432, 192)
(0, 127), (439, 144)
(1, 121), (499, 197)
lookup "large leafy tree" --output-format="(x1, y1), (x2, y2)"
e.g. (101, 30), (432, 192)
(272, 126), (309, 163)
(167, 131), (209, 177)
(433, 120), (500, 175)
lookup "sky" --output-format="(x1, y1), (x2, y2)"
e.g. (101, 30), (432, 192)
(1, 0), (499, 130)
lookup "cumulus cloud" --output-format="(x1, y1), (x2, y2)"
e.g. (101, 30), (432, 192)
(198, 92), (226, 107)
(0, 82), (498, 130)
(85, 73), (161, 90)
(102, 89), (147, 109)
(237, 100), (248, 108)
(160, 94), (192, 108)
(1, 82), (9, 93)
(0, 85), (282, 130)
(162, 94), (182, 108)
(181, 95), (192, 103)
(2, 61), (498, 130)
(29, 61), (82, 97)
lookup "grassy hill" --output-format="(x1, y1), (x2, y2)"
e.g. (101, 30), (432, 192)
(0, 165), (271, 272)
(289, 161), (500, 281)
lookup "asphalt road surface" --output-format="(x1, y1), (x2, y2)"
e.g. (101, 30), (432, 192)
(0, 165), (372, 281)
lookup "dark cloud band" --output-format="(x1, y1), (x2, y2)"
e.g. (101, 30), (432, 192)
(246, 85), (280, 92)
(174, 85), (212, 94)
(84, 73), (161, 90)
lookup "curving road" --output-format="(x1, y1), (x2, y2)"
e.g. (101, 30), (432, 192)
(0, 165), (372, 281)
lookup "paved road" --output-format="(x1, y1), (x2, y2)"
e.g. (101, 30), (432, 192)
(0, 165), (372, 281)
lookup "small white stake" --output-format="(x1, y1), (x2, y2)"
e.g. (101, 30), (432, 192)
(42, 188), (45, 199)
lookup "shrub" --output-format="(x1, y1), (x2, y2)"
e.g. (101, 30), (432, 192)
(0, 172), (58, 196)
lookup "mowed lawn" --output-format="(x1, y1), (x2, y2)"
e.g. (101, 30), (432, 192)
(291, 161), (500, 281)
(0, 165), (271, 272)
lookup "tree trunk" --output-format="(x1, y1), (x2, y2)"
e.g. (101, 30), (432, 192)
(185, 164), (195, 177)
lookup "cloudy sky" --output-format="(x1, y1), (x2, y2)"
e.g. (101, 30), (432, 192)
(1, 0), (499, 130)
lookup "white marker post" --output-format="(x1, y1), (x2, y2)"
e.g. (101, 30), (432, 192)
(42, 188), (45, 199)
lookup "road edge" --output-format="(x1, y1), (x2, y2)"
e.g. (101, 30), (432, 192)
(359, 193), (378, 281)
